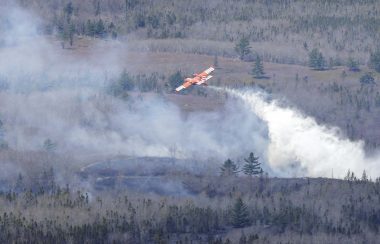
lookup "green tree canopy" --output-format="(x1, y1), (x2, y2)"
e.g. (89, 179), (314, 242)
(243, 152), (263, 176)
(252, 56), (265, 78)
(369, 50), (380, 73)
(309, 48), (325, 70)
(64, 2), (74, 22)
(360, 72), (375, 85)
(86, 20), (96, 37)
(95, 1), (101, 16)
(221, 159), (239, 177)
(95, 19), (106, 37)
(118, 70), (135, 91)
(168, 71), (183, 91)
(232, 197), (250, 228)
(213, 55), (219, 68)
(43, 138), (57, 152)
(347, 57), (360, 72)
(0, 119), (7, 149)
(69, 23), (75, 46)
(109, 70), (135, 98)
(235, 36), (251, 60)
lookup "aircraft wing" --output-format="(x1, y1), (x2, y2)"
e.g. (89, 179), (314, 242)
(175, 85), (186, 92)
(203, 67), (215, 75)
(175, 80), (193, 92)
(196, 75), (213, 85)
(175, 67), (214, 92)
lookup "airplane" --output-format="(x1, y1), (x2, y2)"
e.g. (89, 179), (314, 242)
(175, 67), (214, 92)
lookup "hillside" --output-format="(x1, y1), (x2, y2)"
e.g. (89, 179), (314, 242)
(8, 0), (380, 64)
(1, 170), (379, 243)
(0, 1), (380, 243)
(2, 1), (380, 148)
(31, 37), (380, 149)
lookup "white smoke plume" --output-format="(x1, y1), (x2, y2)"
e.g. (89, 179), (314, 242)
(1, 4), (378, 182)
(0, 5), (123, 92)
(0, 90), (268, 162)
(0, 5), (269, 178)
(223, 88), (380, 179)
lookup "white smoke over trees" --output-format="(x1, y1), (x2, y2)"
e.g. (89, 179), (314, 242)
(225, 88), (380, 179)
(0, 5), (268, 180)
(1, 4), (379, 183)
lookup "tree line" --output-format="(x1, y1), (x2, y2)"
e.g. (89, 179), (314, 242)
(1, 156), (380, 243)
(13, 0), (380, 64)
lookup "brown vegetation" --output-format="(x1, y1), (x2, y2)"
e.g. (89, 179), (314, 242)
(8, 0), (380, 64)
(0, 169), (379, 243)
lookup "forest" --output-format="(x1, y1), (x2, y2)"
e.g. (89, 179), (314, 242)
(1, 158), (380, 243)
(12, 0), (380, 64)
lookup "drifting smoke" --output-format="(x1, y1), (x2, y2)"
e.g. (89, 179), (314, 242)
(0, 5), (123, 92)
(0, 91), (268, 161)
(1, 5), (379, 184)
(222, 88), (380, 179)
(0, 5), (268, 178)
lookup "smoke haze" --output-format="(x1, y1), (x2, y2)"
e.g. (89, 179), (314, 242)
(0, 5), (379, 183)
(0, 5), (268, 177)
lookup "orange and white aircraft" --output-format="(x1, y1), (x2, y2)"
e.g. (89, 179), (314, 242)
(175, 67), (214, 92)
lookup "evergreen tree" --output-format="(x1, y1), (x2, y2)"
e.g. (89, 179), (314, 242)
(303, 41), (308, 51)
(347, 57), (360, 72)
(64, 2), (74, 22)
(243, 152), (263, 176)
(369, 50), (380, 73)
(118, 70), (135, 92)
(344, 169), (351, 181)
(232, 197), (250, 228)
(125, 0), (137, 20)
(108, 22), (118, 39)
(252, 56), (265, 78)
(235, 36), (251, 60)
(168, 71), (183, 91)
(43, 138), (56, 152)
(0, 119), (7, 149)
(361, 170), (369, 182)
(360, 72), (375, 85)
(221, 159), (239, 177)
(328, 57), (334, 70)
(375, 92), (380, 107)
(69, 23), (75, 46)
(239, 232), (247, 244)
(308, 48), (325, 70)
(0, 122), (4, 139)
(40, 167), (56, 193)
(95, 19), (106, 37)
(58, 21), (69, 49)
(213, 54), (219, 68)
(341, 70), (347, 80)
(86, 20), (95, 37)
(14, 173), (24, 192)
(95, 1), (101, 16)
